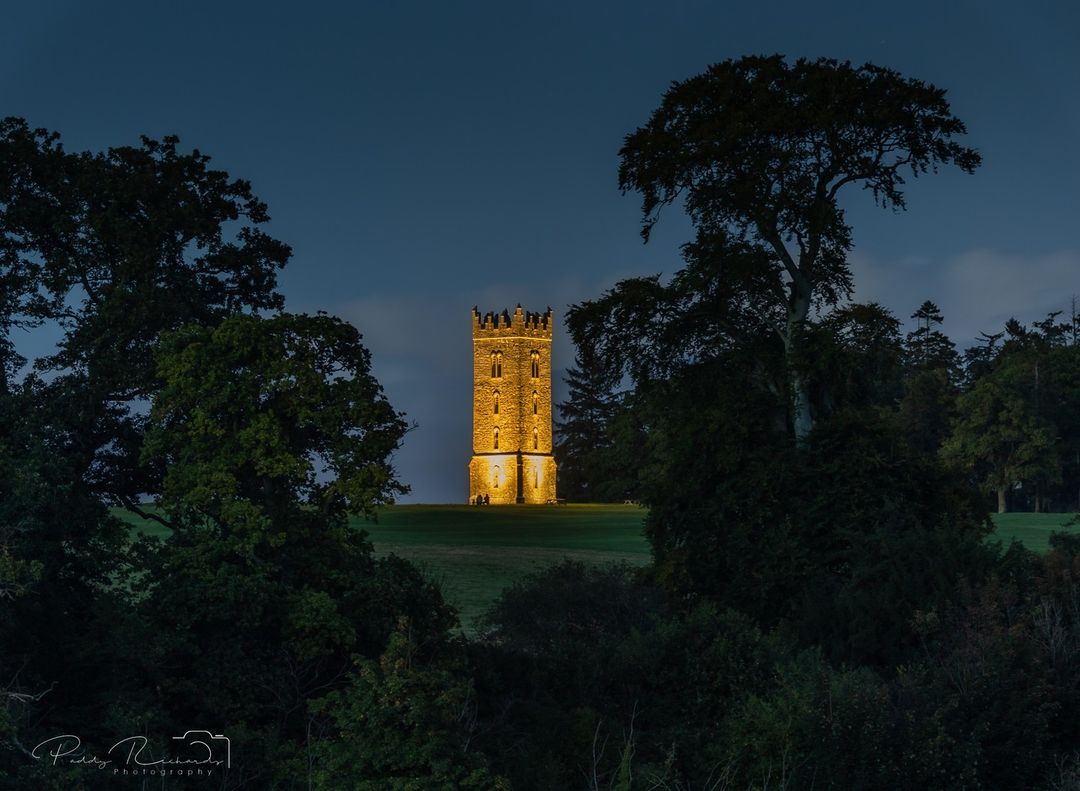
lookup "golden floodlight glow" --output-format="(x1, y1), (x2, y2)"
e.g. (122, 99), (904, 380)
(468, 306), (557, 504)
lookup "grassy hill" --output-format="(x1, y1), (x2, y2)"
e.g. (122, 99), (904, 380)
(118, 504), (1077, 629)
(363, 505), (648, 627)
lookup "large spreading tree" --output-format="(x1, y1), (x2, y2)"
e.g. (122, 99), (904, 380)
(560, 56), (991, 661)
(0, 121), (459, 788)
(616, 55), (981, 439)
(0, 119), (294, 780)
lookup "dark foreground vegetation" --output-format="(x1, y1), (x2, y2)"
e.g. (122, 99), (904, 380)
(2, 56), (1080, 789)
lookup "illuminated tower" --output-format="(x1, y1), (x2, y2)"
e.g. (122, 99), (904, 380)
(469, 305), (557, 504)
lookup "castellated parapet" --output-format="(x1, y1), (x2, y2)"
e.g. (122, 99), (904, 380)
(469, 305), (557, 504)
(471, 306), (554, 337)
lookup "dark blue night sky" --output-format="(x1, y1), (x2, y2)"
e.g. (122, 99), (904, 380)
(4, 1), (1078, 501)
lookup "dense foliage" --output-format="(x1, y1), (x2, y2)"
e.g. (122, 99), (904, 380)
(543, 55), (1080, 789)
(0, 120), (475, 789)
(3, 53), (1080, 789)
(470, 554), (1080, 790)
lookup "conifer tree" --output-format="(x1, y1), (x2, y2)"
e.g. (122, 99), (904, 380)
(905, 300), (959, 373)
(555, 349), (622, 502)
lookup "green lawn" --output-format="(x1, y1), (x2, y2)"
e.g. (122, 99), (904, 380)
(991, 512), (1079, 554)
(117, 504), (1079, 628)
(363, 505), (649, 627)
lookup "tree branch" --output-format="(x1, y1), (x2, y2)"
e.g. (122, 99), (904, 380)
(118, 496), (174, 531)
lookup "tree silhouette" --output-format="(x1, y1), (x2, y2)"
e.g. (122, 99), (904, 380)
(906, 300), (959, 373)
(618, 55), (980, 439)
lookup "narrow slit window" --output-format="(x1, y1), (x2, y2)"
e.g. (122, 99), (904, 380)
(533, 427), (538, 449)
(533, 391), (538, 414)
(493, 466), (501, 488)
(493, 427), (499, 450)
(493, 390), (499, 415)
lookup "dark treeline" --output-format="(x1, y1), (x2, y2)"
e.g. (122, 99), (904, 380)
(557, 296), (1080, 515)
(3, 55), (1080, 790)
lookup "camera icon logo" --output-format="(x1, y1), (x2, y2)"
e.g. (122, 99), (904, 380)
(171, 730), (231, 768)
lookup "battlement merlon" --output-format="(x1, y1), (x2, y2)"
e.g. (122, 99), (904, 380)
(471, 304), (554, 339)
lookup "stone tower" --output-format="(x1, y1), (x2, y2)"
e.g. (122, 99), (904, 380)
(469, 305), (557, 504)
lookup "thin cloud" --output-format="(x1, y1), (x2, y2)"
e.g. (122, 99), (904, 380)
(852, 248), (1079, 345)
(332, 273), (633, 502)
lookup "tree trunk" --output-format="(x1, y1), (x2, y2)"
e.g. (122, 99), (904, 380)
(785, 284), (813, 443)
(997, 487), (1007, 514)
(792, 374), (813, 442)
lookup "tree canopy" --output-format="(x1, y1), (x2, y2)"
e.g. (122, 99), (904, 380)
(616, 55), (980, 438)
(144, 312), (409, 539)
(0, 121), (460, 788)
(0, 117), (290, 509)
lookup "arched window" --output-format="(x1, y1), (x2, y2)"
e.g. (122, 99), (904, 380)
(490, 351), (503, 378)
(493, 465), (501, 488)
(493, 390), (499, 415)
(493, 427), (499, 450)
(533, 427), (538, 450)
(530, 350), (540, 378)
(532, 391), (538, 415)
